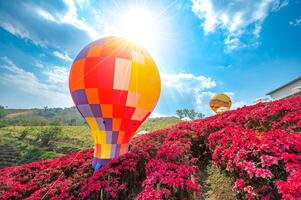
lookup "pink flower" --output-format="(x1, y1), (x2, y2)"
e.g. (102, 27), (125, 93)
(255, 168), (273, 178)
(260, 155), (279, 167)
(232, 179), (245, 191)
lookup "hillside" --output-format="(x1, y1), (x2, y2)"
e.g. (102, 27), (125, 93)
(4, 109), (34, 118)
(1, 107), (182, 128)
(0, 95), (300, 199)
(1, 107), (85, 126)
(137, 117), (180, 132)
(0, 117), (180, 168)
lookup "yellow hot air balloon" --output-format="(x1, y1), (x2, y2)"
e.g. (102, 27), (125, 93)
(69, 37), (161, 171)
(210, 93), (232, 114)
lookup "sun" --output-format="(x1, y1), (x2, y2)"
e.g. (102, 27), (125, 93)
(119, 8), (159, 48)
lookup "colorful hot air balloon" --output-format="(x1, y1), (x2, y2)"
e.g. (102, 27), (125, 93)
(69, 37), (161, 171)
(209, 93), (232, 114)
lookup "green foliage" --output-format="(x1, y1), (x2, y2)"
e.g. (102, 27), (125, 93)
(0, 117), (181, 167)
(50, 118), (64, 126)
(0, 105), (6, 119)
(36, 126), (62, 146)
(3, 106), (85, 126)
(176, 108), (205, 120)
(39, 151), (63, 160)
(0, 125), (90, 167)
(18, 127), (33, 139)
(0, 120), (7, 128)
(4, 116), (27, 126)
(204, 162), (236, 200)
(32, 106), (84, 125)
(137, 117), (180, 132)
(29, 117), (49, 126)
(68, 119), (77, 125)
(55, 145), (79, 154)
(2, 116), (49, 126)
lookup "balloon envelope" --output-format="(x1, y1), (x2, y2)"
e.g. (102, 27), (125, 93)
(210, 93), (232, 114)
(69, 37), (161, 170)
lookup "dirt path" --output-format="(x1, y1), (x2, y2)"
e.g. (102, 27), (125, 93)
(199, 162), (237, 200)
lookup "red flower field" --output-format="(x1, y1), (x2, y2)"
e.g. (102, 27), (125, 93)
(0, 95), (300, 200)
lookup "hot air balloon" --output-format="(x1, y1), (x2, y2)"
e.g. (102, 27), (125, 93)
(210, 93), (232, 114)
(69, 37), (161, 171)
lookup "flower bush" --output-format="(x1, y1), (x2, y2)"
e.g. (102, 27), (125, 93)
(0, 95), (300, 199)
(189, 95), (301, 199)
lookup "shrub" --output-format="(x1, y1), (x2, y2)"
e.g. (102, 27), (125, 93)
(0, 95), (300, 199)
(35, 126), (62, 146)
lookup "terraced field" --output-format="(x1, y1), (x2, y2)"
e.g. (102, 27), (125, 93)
(0, 117), (181, 168)
(0, 116), (237, 199)
(0, 143), (21, 167)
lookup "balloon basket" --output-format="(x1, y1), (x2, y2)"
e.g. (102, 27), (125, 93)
(92, 158), (112, 172)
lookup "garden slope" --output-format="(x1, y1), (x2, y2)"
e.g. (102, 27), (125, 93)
(0, 95), (300, 200)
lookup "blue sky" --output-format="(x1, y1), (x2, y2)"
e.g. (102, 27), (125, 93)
(0, 0), (300, 117)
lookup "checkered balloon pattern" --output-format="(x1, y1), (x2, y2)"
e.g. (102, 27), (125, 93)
(209, 93), (232, 114)
(69, 37), (161, 171)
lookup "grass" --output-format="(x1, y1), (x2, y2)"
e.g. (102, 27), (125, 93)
(0, 117), (236, 199)
(0, 131), (64, 166)
(137, 117), (180, 132)
(0, 126), (91, 167)
(0, 117), (181, 167)
(1, 126), (93, 149)
(202, 162), (237, 200)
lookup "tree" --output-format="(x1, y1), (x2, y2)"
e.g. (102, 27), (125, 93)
(36, 126), (62, 146)
(176, 108), (205, 120)
(51, 118), (63, 126)
(197, 112), (205, 119)
(28, 117), (49, 126)
(69, 119), (77, 125)
(0, 105), (6, 119)
(176, 109), (184, 119)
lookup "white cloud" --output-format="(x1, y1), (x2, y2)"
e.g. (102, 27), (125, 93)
(192, 0), (289, 52)
(35, 8), (57, 23)
(44, 66), (69, 84)
(149, 112), (173, 118)
(34, 1), (99, 40)
(271, 0), (289, 11)
(61, 0), (99, 40)
(53, 51), (73, 62)
(195, 91), (214, 114)
(34, 62), (44, 69)
(162, 72), (217, 115)
(74, 0), (89, 8)
(253, 24), (262, 38)
(0, 1), (103, 50)
(232, 101), (247, 109)
(161, 73), (248, 115)
(289, 17), (301, 26)
(0, 57), (71, 105)
(224, 36), (246, 53)
(162, 73), (216, 92)
(0, 21), (48, 47)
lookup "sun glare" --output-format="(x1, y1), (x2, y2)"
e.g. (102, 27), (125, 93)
(119, 8), (158, 48)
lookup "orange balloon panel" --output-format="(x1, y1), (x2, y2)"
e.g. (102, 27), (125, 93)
(69, 37), (161, 170)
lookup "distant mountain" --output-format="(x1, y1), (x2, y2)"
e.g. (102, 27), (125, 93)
(1, 106), (180, 128)
(2, 107), (84, 126)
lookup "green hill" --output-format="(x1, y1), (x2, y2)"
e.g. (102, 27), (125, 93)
(1, 107), (182, 127)
(137, 116), (180, 132)
(0, 105), (181, 167)
(0, 116), (180, 168)
(1, 107), (85, 126)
